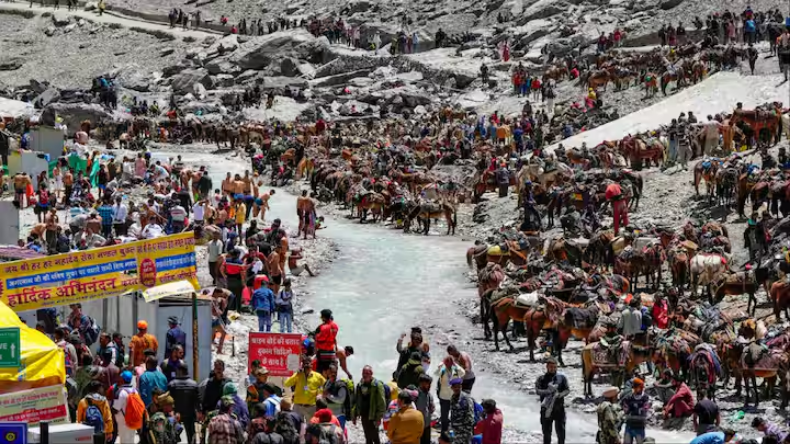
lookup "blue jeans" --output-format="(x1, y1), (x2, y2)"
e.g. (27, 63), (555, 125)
(337, 414), (346, 431)
(668, 139), (678, 162)
(279, 311), (293, 332)
(257, 311), (271, 332)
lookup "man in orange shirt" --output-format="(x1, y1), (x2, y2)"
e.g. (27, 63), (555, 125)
(129, 320), (159, 368)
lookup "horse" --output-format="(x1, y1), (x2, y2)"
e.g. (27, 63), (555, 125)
(660, 67), (686, 95)
(477, 263), (506, 338)
(690, 253), (730, 298)
(694, 160), (719, 205)
(581, 340), (651, 398)
(486, 295), (551, 361)
(404, 201), (457, 235)
(712, 271), (760, 316)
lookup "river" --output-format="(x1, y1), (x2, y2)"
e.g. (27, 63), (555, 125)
(192, 152), (691, 443)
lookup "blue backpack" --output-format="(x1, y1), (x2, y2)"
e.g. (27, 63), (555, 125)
(83, 399), (104, 433)
(472, 399), (485, 425)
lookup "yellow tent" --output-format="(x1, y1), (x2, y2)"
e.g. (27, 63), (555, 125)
(0, 301), (65, 391)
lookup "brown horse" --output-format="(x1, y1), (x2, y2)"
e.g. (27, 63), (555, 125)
(667, 246), (690, 289)
(619, 136), (663, 167)
(660, 67), (686, 95)
(404, 201), (457, 235)
(581, 341), (651, 397)
(694, 161), (719, 204)
(486, 295), (552, 361)
(712, 271), (759, 315)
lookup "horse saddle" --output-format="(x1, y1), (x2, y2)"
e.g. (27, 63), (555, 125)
(594, 339), (631, 366)
(515, 291), (540, 307)
(565, 238), (588, 250)
(702, 160), (712, 171)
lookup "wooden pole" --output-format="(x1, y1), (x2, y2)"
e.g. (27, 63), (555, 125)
(192, 291), (199, 380)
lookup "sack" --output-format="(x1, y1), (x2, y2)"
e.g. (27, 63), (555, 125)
(84, 316), (101, 346)
(83, 399), (104, 433)
(122, 388), (146, 430)
(340, 379), (355, 417)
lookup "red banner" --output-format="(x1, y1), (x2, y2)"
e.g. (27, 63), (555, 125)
(248, 332), (303, 377)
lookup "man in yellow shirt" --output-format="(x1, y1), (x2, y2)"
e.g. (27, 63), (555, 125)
(284, 360), (326, 421)
(388, 391), (424, 444)
(234, 198), (246, 237)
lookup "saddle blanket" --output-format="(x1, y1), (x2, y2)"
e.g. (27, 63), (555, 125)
(592, 341), (631, 366)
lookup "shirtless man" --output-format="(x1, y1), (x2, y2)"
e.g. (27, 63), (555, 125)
(302, 193), (317, 240)
(44, 208), (59, 252)
(288, 247), (316, 277)
(267, 245), (283, 294)
(233, 174), (245, 197)
(208, 288), (230, 354)
(63, 169), (74, 205)
(221, 172), (234, 196)
(13, 172), (31, 207)
(242, 170), (252, 195)
(255, 189), (274, 221)
(296, 190), (309, 234)
(180, 167), (193, 190)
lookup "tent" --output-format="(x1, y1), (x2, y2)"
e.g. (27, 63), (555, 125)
(0, 301), (65, 392)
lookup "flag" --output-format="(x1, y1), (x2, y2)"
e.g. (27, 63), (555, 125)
(0, 423), (27, 444)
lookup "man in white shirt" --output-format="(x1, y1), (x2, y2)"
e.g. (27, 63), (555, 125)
(170, 203), (187, 233)
(113, 371), (139, 443)
(207, 231), (224, 285)
(112, 196), (129, 236)
(141, 216), (164, 239)
(192, 200), (206, 225)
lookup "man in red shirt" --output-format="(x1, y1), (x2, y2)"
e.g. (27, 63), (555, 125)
(314, 309), (339, 372)
(474, 399), (503, 444)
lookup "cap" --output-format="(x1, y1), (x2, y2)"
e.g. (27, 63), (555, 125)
(449, 377), (463, 386)
(632, 378), (644, 387)
(316, 408), (333, 423)
(546, 357), (558, 365)
(137, 320), (148, 330)
(602, 386), (619, 398)
(253, 367), (270, 377)
(168, 316), (178, 325)
(223, 382), (239, 396)
(121, 370), (133, 383)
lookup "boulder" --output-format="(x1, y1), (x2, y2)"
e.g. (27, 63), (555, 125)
(42, 103), (111, 134)
(659, 0), (683, 9)
(214, 74), (236, 87)
(33, 88), (61, 108)
(64, 23), (77, 33)
(347, 0), (373, 13)
(162, 63), (189, 78)
(193, 83), (207, 100)
(160, 48), (175, 57)
(311, 69), (373, 87)
(29, 79), (50, 94)
(264, 76), (308, 90)
(0, 59), (23, 71)
(452, 72), (476, 89)
(51, 12), (71, 27)
(44, 26), (56, 37)
(280, 57), (299, 77)
(120, 71), (151, 92)
(229, 34), (308, 70)
(170, 68), (213, 93)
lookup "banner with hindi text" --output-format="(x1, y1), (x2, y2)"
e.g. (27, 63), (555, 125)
(0, 232), (198, 312)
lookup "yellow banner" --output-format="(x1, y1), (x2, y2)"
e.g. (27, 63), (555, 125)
(136, 233), (199, 288)
(0, 385), (68, 425)
(0, 233), (198, 312)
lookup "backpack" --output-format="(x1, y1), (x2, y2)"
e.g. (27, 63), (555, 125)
(121, 388), (146, 430)
(340, 379), (355, 417)
(84, 317), (101, 346)
(83, 399), (105, 433)
(383, 382), (392, 401)
(472, 399), (485, 425)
